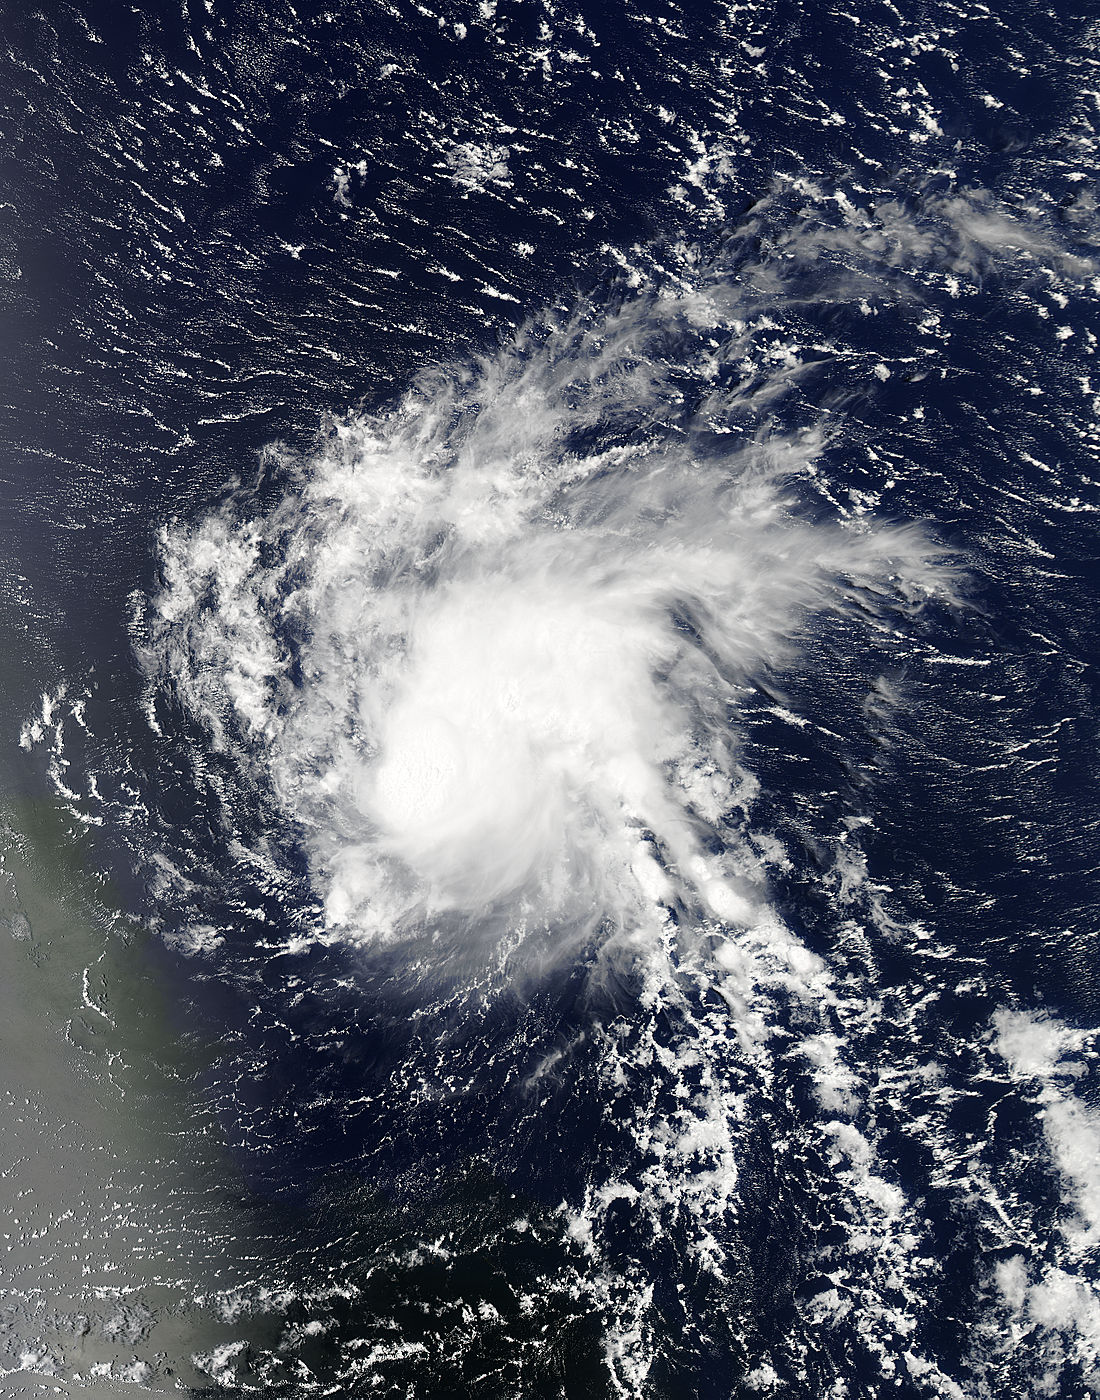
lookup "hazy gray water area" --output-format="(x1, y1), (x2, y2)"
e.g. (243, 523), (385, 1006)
(0, 795), (283, 1392)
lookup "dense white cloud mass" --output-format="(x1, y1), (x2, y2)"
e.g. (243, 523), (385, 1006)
(145, 216), (956, 961)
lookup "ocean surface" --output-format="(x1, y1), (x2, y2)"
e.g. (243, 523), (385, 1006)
(2, 0), (1100, 1394)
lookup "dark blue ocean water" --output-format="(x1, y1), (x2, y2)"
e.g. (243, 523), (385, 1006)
(2, 0), (1100, 1395)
